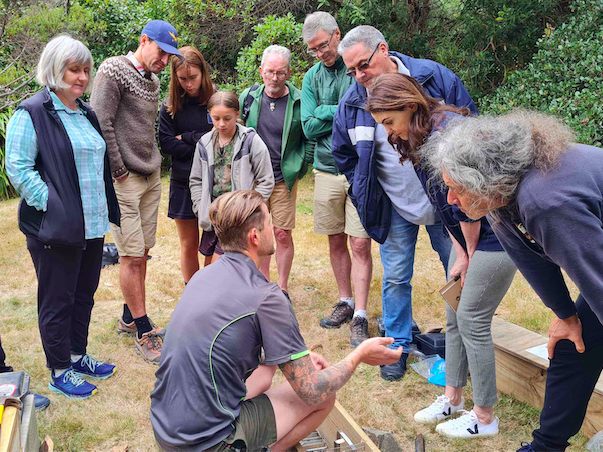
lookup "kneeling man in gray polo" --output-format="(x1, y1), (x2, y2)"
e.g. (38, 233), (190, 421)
(150, 190), (402, 451)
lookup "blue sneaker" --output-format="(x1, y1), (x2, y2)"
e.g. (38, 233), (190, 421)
(33, 393), (50, 411)
(71, 354), (116, 380)
(49, 369), (97, 399)
(517, 443), (535, 452)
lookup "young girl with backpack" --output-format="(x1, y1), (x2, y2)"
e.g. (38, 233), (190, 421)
(189, 91), (275, 263)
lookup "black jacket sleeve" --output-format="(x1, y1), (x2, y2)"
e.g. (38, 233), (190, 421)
(158, 103), (196, 160)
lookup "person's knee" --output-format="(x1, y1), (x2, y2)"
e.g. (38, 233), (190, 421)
(349, 237), (371, 260)
(274, 228), (292, 246)
(120, 255), (147, 270)
(328, 233), (348, 252)
(316, 393), (336, 414)
(456, 313), (491, 342)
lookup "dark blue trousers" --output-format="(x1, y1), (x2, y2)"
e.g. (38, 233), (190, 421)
(531, 295), (603, 451)
(26, 237), (104, 370)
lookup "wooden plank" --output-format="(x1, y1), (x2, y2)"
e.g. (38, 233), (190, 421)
(492, 316), (603, 437)
(316, 400), (380, 452)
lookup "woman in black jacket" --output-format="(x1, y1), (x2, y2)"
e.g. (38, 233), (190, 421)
(159, 46), (214, 283)
(6, 35), (120, 399)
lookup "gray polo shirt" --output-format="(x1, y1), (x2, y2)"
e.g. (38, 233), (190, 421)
(150, 252), (308, 451)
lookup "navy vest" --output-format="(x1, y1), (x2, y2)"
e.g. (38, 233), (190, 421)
(16, 88), (120, 247)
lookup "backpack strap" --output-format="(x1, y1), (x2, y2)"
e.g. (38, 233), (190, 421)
(240, 84), (260, 122)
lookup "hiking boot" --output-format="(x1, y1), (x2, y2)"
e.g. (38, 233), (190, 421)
(118, 316), (166, 338)
(414, 395), (464, 424)
(135, 332), (162, 365)
(350, 316), (370, 348)
(49, 369), (97, 399)
(71, 354), (116, 380)
(320, 302), (353, 329)
(435, 410), (499, 438)
(380, 352), (409, 381)
(517, 443), (535, 452)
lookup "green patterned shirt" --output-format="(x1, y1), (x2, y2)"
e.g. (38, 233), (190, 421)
(212, 132), (239, 199)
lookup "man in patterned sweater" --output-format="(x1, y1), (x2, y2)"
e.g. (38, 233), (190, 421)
(91, 20), (182, 364)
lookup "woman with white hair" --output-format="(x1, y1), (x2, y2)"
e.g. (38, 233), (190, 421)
(6, 34), (120, 399)
(426, 111), (603, 452)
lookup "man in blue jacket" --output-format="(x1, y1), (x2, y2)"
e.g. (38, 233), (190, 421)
(332, 25), (477, 381)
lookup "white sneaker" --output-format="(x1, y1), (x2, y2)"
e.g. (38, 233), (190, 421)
(414, 395), (464, 424)
(435, 410), (499, 438)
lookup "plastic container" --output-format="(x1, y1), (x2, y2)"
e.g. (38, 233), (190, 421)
(415, 333), (446, 358)
(411, 320), (421, 344)
(377, 317), (421, 342)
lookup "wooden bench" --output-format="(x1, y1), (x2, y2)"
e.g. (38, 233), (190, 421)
(492, 316), (603, 437)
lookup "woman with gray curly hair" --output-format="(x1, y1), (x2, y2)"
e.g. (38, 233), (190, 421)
(425, 111), (603, 452)
(6, 35), (120, 400)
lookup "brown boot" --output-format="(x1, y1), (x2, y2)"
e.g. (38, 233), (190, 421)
(135, 332), (162, 365)
(350, 316), (370, 348)
(320, 301), (354, 329)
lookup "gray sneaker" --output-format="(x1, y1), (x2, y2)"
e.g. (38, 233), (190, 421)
(350, 316), (370, 348)
(320, 301), (354, 329)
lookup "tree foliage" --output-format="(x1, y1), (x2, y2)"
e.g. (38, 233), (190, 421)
(482, 0), (603, 145)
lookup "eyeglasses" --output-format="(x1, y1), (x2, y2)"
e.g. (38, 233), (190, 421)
(307, 32), (334, 55)
(262, 70), (288, 79)
(346, 44), (381, 77)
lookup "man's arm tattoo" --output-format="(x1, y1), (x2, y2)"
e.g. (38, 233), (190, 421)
(278, 352), (361, 406)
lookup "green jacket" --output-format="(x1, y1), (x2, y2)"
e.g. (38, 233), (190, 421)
(301, 57), (354, 174)
(239, 81), (313, 191)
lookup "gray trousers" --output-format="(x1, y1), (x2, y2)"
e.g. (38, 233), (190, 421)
(445, 247), (516, 407)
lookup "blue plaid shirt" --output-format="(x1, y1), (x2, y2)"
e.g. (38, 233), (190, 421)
(6, 91), (110, 240)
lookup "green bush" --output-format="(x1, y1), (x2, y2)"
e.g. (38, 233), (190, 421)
(482, 0), (603, 145)
(235, 14), (313, 94)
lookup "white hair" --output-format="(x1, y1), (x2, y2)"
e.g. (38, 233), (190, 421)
(302, 11), (338, 43)
(260, 45), (291, 69)
(36, 34), (94, 93)
(338, 25), (387, 55)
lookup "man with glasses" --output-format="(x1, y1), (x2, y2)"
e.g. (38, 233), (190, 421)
(239, 45), (313, 293)
(332, 25), (477, 381)
(301, 12), (373, 348)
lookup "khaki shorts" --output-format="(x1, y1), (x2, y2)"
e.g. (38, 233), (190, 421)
(110, 170), (162, 257)
(266, 181), (298, 230)
(313, 169), (369, 239)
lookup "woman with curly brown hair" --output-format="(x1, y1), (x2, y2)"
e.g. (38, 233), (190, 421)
(366, 72), (516, 439)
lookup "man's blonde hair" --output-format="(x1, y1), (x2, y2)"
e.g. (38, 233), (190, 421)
(209, 191), (266, 252)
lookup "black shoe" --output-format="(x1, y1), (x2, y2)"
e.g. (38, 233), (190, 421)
(33, 393), (50, 411)
(350, 316), (370, 348)
(517, 443), (535, 452)
(380, 352), (409, 381)
(320, 301), (354, 329)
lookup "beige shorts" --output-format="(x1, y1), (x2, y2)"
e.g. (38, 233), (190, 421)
(110, 170), (162, 257)
(266, 180), (298, 230)
(313, 169), (369, 239)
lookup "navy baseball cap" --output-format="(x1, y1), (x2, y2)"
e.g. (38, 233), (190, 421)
(141, 20), (183, 57)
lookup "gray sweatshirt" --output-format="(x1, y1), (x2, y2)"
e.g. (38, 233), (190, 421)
(489, 144), (603, 322)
